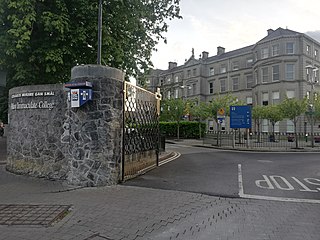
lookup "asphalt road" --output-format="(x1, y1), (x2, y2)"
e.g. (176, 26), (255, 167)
(125, 143), (320, 202)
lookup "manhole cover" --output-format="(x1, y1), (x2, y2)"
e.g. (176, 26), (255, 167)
(0, 204), (71, 226)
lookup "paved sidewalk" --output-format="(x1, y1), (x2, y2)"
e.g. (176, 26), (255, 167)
(166, 138), (320, 152)
(1, 165), (320, 240)
(1, 138), (320, 239)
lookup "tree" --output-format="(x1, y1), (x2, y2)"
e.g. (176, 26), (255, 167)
(252, 105), (267, 142)
(208, 93), (239, 127)
(0, 0), (181, 120)
(279, 98), (307, 148)
(189, 100), (210, 139)
(264, 104), (284, 142)
(160, 98), (186, 140)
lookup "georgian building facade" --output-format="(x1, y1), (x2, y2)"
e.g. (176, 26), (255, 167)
(147, 28), (320, 133)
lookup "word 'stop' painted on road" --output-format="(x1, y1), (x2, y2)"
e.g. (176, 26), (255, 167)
(256, 175), (320, 192)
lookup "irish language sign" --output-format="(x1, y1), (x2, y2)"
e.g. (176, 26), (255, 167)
(10, 91), (56, 111)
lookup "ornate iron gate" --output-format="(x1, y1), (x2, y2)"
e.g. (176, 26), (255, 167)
(122, 82), (161, 181)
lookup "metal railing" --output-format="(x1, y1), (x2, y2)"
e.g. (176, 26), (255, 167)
(122, 82), (160, 180)
(204, 131), (320, 150)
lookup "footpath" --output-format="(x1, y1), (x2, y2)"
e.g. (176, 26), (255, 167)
(1, 138), (320, 240)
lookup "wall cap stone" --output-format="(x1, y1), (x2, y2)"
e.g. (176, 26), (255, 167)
(71, 65), (124, 82)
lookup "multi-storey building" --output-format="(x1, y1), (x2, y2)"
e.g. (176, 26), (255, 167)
(147, 27), (320, 133)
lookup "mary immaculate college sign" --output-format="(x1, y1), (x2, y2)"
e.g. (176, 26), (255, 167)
(10, 90), (56, 111)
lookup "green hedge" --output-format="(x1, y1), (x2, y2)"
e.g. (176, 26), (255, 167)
(160, 121), (206, 139)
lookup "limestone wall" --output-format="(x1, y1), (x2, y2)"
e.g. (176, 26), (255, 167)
(7, 65), (125, 187)
(7, 84), (68, 179)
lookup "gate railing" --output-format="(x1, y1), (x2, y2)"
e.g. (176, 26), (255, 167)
(122, 82), (161, 181)
(204, 131), (320, 150)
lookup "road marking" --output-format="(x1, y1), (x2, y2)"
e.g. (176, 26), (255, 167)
(257, 160), (273, 163)
(238, 164), (320, 204)
(159, 152), (181, 166)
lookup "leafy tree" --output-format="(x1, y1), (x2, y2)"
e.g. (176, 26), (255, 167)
(160, 98), (186, 140)
(0, 0), (181, 121)
(189, 100), (210, 138)
(208, 93), (239, 127)
(252, 105), (267, 142)
(264, 104), (284, 141)
(279, 98), (307, 148)
(314, 92), (320, 122)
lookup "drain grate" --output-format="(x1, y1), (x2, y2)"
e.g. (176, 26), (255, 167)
(0, 204), (71, 226)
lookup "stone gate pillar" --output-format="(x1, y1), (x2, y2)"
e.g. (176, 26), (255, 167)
(66, 65), (124, 186)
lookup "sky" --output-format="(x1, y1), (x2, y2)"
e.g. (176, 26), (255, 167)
(150, 0), (320, 70)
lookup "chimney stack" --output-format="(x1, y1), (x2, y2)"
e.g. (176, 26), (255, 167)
(267, 29), (274, 35)
(168, 62), (177, 70)
(202, 51), (209, 60)
(217, 46), (225, 56)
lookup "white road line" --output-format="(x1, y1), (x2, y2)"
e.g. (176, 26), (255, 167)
(237, 163), (320, 204)
(159, 152), (181, 166)
(238, 164), (244, 196)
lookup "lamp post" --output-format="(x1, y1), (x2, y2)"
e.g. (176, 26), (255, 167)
(180, 85), (192, 99)
(97, 0), (103, 65)
(305, 65), (319, 148)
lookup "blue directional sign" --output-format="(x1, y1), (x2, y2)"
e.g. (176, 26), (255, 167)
(230, 105), (252, 129)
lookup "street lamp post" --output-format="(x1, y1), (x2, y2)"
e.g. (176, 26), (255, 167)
(97, 0), (103, 65)
(305, 65), (319, 148)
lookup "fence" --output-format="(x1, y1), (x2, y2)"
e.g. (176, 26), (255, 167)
(204, 131), (320, 150)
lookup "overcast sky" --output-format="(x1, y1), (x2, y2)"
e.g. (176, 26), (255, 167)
(150, 0), (320, 70)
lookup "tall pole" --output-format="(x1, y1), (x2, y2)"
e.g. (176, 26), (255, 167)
(97, 0), (103, 65)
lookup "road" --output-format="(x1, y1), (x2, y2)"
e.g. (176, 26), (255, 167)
(126, 143), (320, 203)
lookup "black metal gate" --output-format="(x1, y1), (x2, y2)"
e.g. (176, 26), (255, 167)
(122, 82), (161, 181)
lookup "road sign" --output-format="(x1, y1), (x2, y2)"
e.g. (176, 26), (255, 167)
(217, 108), (225, 116)
(230, 105), (252, 129)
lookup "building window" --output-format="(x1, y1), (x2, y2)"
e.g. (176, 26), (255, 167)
(262, 92), (269, 106)
(287, 120), (294, 133)
(192, 83), (196, 95)
(174, 76), (179, 82)
(286, 90), (295, 99)
(220, 65), (227, 74)
(275, 122), (280, 132)
(247, 58), (253, 67)
(261, 47), (269, 59)
(246, 75), (254, 88)
(209, 67), (215, 76)
(160, 78), (164, 85)
(187, 85), (191, 96)
(315, 49), (318, 59)
(286, 64), (295, 80)
(220, 79), (226, 92)
(272, 91), (280, 104)
(193, 68), (197, 76)
(272, 44), (279, 56)
(174, 89), (178, 98)
(272, 65), (280, 81)
(246, 96), (253, 105)
(209, 82), (214, 94)
(307, 45), (311, 55)
(286, 42), (294, 54)
(262, 119), (269, 132)
(187, 70), (191, 77)
(232, 77), (239, 91)
(232, 61), (239, 71)
(261, 67), (268, 83)
(167, 90), (171, 99)
(167, 77), (171, 83)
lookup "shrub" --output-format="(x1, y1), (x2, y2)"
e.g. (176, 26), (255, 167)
(160, 121), (206, 139)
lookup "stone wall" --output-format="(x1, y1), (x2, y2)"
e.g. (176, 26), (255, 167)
(66, 65), (124, 186)
(7, 84), (69, 179)
(7, 65), (125, 186)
